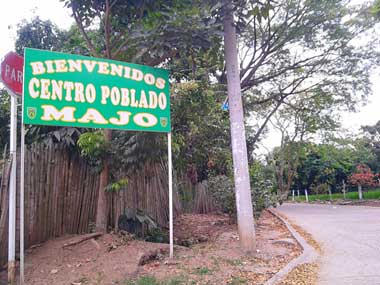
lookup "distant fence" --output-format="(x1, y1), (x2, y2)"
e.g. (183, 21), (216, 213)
(0, 143), (181, 267)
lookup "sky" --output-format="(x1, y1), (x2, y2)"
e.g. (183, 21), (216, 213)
(1, 0), (380, 153)
(0, 0), (73, 56)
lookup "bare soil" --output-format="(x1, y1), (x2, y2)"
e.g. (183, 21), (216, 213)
(1, 210), (301, 284)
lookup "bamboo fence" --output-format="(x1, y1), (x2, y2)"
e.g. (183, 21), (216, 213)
(0, 143), (181, 267)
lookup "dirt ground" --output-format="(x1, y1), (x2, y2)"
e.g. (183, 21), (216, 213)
(1, 210), (301, 284)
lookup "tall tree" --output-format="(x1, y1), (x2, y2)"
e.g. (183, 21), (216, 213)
(62, 0), (222, 231)
(269, 90), (339, 199)
(361, 121), (380, 172)
(15, 17), (65, 55)
(233, 0), (379, 150)
(293, 141), (361, 193)
(349, 164), (378, 200)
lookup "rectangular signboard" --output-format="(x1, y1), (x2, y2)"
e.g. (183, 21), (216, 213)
(23, 48), (170, 132)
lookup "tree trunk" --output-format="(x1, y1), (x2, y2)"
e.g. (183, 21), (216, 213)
(223, 2), (255, 252)
(276, 166), (284, 198)
(95, 129), (112, 232)
(358, 184), (363, 200)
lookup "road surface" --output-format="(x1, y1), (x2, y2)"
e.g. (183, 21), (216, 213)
(277, 203), (380, 285)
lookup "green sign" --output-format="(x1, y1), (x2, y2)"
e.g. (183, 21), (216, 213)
(22, 48), (170, 132)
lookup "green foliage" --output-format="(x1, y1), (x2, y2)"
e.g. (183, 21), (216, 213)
(129, 276), (158, 285)
(293, 142), (357, 193)
(62, 0), (221, 64)
(280, 129), (380, 197)
(250, 161), (277, 211)
(172, 82), (232, 182)
(311, 183), (329, 195)
(110, 132), (166, 174)
(207, 161), (278, 215)
(207, 175), (235, 214)
(105, 178), (128, 192)
(371, 0), (380, 18)
(25, 126), (82, 147)
(0, 90), (10, 152)
(360, 121), (380, 172)
(77, 131), (107, 171)
(14, 17), (86, 148)
(15, 17), (65, 55)
(123, 275), (188, 285)
(193, 267), (211, 275)
(239, 0), (379, 154)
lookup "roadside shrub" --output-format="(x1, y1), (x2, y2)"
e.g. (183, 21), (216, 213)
(251, 181), (277, 212)
(207, 175), (235, 215)
(250, 161), (278, 211)
(311, 183), (329, 195)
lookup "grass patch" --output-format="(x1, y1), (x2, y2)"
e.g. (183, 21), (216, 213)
(193, 266), (211, 275)
(293, 189), (380, 202)
(124, 276), (158, 285)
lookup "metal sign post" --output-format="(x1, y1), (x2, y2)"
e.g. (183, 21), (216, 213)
(20, 123), (25, 284)
(8, 92), (17, 284)
(1, 51), (23, 284)
(167, 132), (173, 258)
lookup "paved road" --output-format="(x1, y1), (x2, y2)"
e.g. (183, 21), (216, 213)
(277, 203), (380, 285)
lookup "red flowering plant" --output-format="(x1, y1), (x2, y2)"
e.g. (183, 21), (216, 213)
(348, 164), (379, 187)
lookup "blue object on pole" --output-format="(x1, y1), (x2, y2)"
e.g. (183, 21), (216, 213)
(222, 97), (229, 111)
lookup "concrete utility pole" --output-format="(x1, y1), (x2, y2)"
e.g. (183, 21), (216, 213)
(223, 2), (255, 252)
